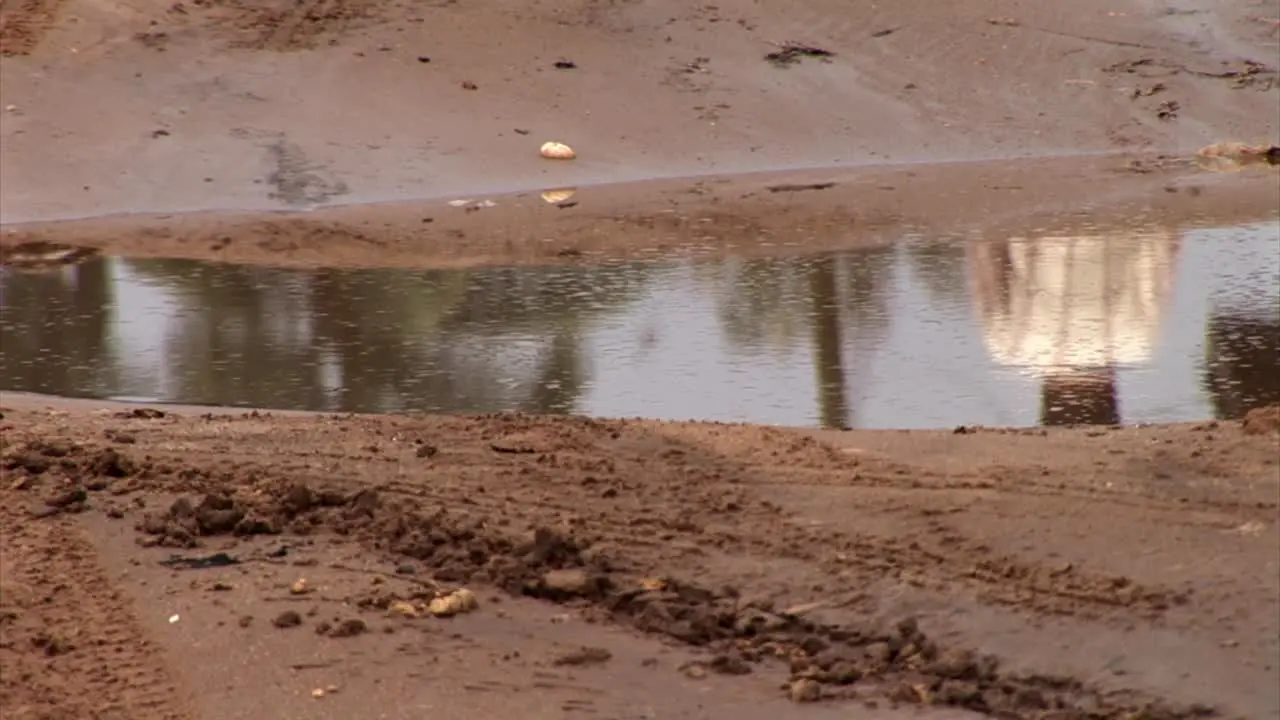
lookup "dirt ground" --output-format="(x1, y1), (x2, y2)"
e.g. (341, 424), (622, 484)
(1, 394), (1278, 719)
(1, 0), (1278, 259)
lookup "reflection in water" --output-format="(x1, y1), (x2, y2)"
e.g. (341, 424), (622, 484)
(968, 230), (1181, 426)
(809, 257), (849, 429)
(1199, 220), (1280, 420)
(2, 258), (651, 415)
(0, 221), (1276, 428)
(0, 262), (119, 396)
(1204, 315), (1280, 420)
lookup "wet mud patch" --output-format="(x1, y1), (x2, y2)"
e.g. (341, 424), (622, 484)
(265, 139), (350, 207)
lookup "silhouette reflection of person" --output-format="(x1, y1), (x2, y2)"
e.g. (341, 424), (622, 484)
(968, 231), (1180, 426)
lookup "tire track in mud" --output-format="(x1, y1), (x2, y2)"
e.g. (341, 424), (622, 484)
(131, 413), (1181, 619)
(0, 0), (65, 55)
(0, 412), (1249, 718)
(627, 423), (1190, 619)
(0, 487), (193, 720)
(19, 411), (1189, 619)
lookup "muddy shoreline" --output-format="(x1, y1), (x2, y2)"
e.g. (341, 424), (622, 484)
(3, 155), (1278, 271)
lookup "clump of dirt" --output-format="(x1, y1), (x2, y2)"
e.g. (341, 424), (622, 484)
(1241, 404), (1280, 435)
(3, 439), (136, 486)
(119, 475), (1218, 718)
(764, 41), (834, 67)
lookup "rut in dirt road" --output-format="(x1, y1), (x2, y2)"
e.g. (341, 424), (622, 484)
(3, 410), (1261, 719)
(0, 493), (194, 719)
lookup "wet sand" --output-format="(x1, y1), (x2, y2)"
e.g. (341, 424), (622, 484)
(1, 155), (1278, 270)
(2, 1), (1280, 718)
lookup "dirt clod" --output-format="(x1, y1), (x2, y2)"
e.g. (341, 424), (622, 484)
(272, 611), (303, 629)
(326, 618), (368, 638)
(552, 646), (612, 666)
(1242, 405), (1280, 435)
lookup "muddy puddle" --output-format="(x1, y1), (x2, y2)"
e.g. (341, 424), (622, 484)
(1, 220), (1276, 429)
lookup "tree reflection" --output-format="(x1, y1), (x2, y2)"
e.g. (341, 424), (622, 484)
(0, 261), (118, 397)
(808, 257), (849, 429)
(706, 248), (896, 428)
(131, 261), (331, 409)
(1203, 314), (1280, 420)
(703, 257), (812, 352)
(118, 259), (651, 415)
(306, 268), (467, 412)
(904, 238), (969, 309)
(1040, 370), (1120, 426)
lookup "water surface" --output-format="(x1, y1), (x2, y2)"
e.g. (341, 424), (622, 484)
(2, 221), (1276, 429)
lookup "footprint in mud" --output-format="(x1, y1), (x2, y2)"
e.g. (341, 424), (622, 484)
(260, 137), (350, 207)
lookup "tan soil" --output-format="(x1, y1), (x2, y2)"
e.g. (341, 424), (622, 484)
(1, 0), (1278, 256)
(1, 394), (1278, 719)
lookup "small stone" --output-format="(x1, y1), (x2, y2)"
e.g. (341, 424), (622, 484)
(538, 569), (600, 598)
(428, 588), (479, 617)
(290, 578), (312, 595)
(539, 141), (576, 159)
(789, 678), (822, 703)
(389, 601), (420, 618)
(865, 641), (893, 664)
